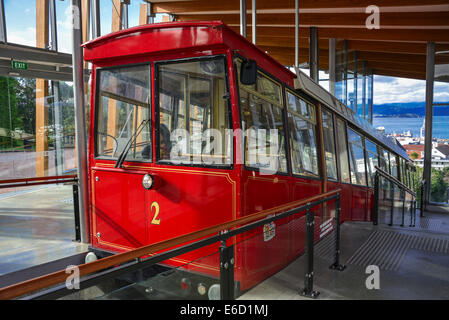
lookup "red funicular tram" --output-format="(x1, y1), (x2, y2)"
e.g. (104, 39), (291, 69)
(83, 21), (412, 297)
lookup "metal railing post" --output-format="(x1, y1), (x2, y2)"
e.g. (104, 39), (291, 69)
(72, 183), (81, 242)
(373, 172), (379, 225)
(401, 188), (406, 227)
(300, 207), (320, 298)
(389, 182), (394, 226)
(330, 194), (346, 271)
(219, 239), (234, 300)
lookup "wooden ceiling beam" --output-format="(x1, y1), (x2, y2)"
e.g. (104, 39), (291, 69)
(151, 0), (449, 13)
(226, 26), (449, 43)
(177, 12), (449, 28)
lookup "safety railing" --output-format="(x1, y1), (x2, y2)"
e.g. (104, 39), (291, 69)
(0, 174), (81, 241)
(0, 189), (344, 300)
(373, 166), (417, 227)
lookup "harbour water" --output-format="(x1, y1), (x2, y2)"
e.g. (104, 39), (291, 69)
(373, 116), (449, 139)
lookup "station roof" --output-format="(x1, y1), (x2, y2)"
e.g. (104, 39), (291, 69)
(146, 0), (449, 80)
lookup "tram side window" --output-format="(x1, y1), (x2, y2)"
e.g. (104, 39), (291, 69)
(286, 90), (319, 177)
(365, 139), (378, 187)
(238, 64), (288, 173)
(336, 119), (351, 183)
(322, 109), (338, 180)
(347, 128), (367, 186)
(95, 64), (151, 161)
(156, 57), (232, 166)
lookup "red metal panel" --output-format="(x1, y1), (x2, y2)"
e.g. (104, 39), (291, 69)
(237, 170), (291, 290)
(351, 185), (368, 221)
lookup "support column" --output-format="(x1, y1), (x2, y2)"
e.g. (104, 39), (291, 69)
(0, 0), (7, 43)
(91, 0), (101, 38)
(71, 0), (90, 243)
(423, 42), (435, 205)
(329, 38), (336, 94)
(251, 0), (256, 45)
(309, 27), (319, 82)
(36, 0), (50, 177)
(240, 0), (247, 38)
(139, 2), (155, 25)
(294, 0), (299, 67)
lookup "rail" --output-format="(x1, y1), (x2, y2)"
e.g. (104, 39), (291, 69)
(373, 166), (417, 227)
(0, 174), (82, 241)
(0, 188), (343, 300)
(0, 175), (78, 189)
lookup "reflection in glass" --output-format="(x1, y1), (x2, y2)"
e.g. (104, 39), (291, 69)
(157, 58), (232, 166)
(96, 64), (151, 162)
(322, 109), (338, 180)
(286, 91), (318, 177)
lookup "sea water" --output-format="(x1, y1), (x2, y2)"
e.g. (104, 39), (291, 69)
(373, 116), (449, 139)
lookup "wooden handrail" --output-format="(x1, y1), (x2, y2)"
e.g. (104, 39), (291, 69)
(0, 175), (78, 189)
(0, 188), (340, 300)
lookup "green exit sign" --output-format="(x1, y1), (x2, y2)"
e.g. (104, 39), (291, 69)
(11, 60), (28, 70)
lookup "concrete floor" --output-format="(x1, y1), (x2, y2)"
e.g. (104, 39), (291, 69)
(0, 185), (87, 276)
(238, 210), (449, 300)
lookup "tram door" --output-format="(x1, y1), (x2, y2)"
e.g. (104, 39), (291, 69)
(91, 64), (153, 250)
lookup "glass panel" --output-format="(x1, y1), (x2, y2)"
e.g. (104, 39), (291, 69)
(322, 109), (338, 180)
(347, 128), (366, 185)
(390, 154), (398, 180)
(365, 139), (378, 187)
(237, 62), (287, 173)
(286, 91), (319, 176)
(356, 62), (365, 119)
(157, 58), (232, 166)
(335, 40), (347, 105)
(4, 0), (36, 47)
(95, 64), (151, 162)
(336, 119), (351, 183)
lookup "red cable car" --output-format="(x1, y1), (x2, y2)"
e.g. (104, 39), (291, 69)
(83, 21), (412, 297)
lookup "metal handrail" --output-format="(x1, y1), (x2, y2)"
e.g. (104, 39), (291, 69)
(374, 166), (416, 197)
(373, 166), (417, 227)
(0, 188), (341, 300)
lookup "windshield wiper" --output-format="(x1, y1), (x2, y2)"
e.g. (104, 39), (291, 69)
(114, 119), (150, 168)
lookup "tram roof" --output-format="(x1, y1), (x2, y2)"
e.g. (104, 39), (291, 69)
(83, 21), (409, 161)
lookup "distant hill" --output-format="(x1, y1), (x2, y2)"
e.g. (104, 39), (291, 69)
(374, 102), (449, 117)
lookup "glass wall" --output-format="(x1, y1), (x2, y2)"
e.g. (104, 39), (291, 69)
(0, 76), (76, 187)
(332, 40), (373, 124)
(429, 54), (449, 203)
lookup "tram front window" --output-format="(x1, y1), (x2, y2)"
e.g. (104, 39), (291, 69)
(156, 57), (232, 166)
(95, 64), (151, 162)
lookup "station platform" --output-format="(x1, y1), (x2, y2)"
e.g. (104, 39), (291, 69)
(0, 185), (87, 277)
(238, 210), (449, 300)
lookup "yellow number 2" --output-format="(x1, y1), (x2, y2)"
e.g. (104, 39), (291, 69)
(150, 202), (161, 225)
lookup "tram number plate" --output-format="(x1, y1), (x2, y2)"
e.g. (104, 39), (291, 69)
(263, 218), (276, 242)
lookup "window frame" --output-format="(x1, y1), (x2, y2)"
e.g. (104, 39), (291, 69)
(154, 54), (234, 169)
(321, 107), (339, 182)
(234, 56), (290, 176)
(93, 62), (152, 162)
(284, 86), (321, 180)
(347, 126), (368, 187)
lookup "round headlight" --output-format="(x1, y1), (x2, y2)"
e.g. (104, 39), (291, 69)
(142, 174), (154, 190)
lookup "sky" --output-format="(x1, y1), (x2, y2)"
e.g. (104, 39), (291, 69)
(3, 0), (449, 106)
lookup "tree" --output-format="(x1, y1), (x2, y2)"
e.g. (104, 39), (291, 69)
(410, 152), (419, 160)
